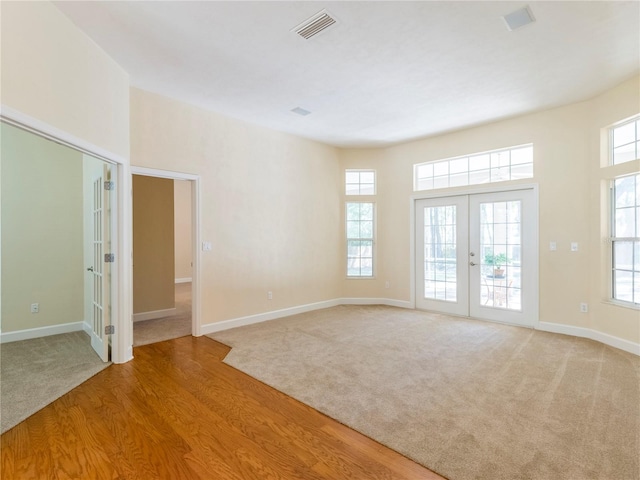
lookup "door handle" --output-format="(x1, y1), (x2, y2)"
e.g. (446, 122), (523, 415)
(470, 262), (478, 266)
(87, 267), (94, 272)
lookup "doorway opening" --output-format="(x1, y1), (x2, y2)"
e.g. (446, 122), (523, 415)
(130, 167), (200, 347)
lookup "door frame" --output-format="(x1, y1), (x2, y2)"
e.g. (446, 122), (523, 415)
(130, 166), (202, 338)
(410, 182), (539, 327)
(1, 105), (131, 364)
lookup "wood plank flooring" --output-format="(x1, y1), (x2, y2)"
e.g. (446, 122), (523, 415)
(1, 336), (445, 480)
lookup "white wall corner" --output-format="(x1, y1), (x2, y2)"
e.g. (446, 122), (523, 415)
(83, 321), (92, 336)
(339, 297), (413, 309)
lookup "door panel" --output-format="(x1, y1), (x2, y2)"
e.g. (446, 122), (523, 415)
(415, 189), (537, 326)
(469, 190), (536, 326)
(415, 196), (468, 316)
(89, 164), (111, 361)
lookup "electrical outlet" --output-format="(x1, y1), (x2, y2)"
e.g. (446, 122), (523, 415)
(202, 241), (212, 251)
(571, 242), (579, 252)
(549, 241), (557, 251)
(580, 303), (588, 313)
(31, 303), (39, 313)
(385, 280), (390, 289)
(267, 291), (273, 300)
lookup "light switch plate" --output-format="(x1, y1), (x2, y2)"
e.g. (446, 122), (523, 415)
(571, 242), (578, 252)
(550, 241), (556, 251)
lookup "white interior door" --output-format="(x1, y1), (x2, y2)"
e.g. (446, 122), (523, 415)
(416, 189), (537, 326)
(89, 164), (111, 361)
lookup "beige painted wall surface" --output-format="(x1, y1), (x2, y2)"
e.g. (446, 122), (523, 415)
(174, 180), (192, 281)
(130, 88), (341, 324)
(589, 76), (640, 343)
(340, 76), (640, 345)
(133, 175), (175, 314)
(0, 1), (130, 158)
(1, 123), (84, 332)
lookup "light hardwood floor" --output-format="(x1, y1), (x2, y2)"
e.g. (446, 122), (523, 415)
(1, 335), (444, 479)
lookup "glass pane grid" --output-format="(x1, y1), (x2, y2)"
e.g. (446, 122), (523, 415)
(423, 205), (457, 302)
(346, 202), (374, 277)
(479, 201), (522, 311)
(611, 118), (640, 165)
(414, 145), (533, 192)
(612, 173), (640, 304)
(346, 170), (376, 195)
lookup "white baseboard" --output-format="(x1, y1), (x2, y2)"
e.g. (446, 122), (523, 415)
(537, 322), (640, 356)
(202, 298), (639, 357)
(0, 321), (85, 344)
(339, 297), (413, 309)
(175, 278), (192, 284)
(202, 299), (341, 334)
(83, 321), (92, 336)
(133, 308), (177, 323)
(201, 297), (412, 335)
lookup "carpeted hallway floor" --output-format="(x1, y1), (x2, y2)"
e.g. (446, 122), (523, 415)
(210, 304), (640, 480)
(133, 282), (192, 346)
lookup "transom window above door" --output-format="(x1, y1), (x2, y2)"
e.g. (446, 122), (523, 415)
(414, 144), (533, 192)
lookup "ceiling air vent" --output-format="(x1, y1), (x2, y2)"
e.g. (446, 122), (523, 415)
(502, 6), (536, 31)
(293, 10), (337, 40)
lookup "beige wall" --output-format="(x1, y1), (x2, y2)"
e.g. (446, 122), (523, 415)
(589, 76), (640, 343)
(133, 175), (175, 314)
(174, 180), (192, 281)
(1, 123), (84, 332)
(339, 75), (640, 345)
(0, 2), (131, 360)
(0, 1), (130, 158)
(130, 88), (342, 324)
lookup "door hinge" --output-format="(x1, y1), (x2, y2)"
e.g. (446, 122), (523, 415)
(104, 181), (115, 191)
(105, 325), (115, 335)
(104, 253), (115, 263)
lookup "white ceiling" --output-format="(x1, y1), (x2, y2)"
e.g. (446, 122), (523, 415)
(54, 1), (640, 148)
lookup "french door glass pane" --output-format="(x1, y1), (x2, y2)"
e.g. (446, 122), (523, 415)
(479, 200), (522, 310)
(423, 205), (457, 302)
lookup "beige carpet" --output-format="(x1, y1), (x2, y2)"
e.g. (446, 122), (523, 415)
(210, 305), (640, 480)
(133, 282), (192, 346)
(0, 331), (110, 434)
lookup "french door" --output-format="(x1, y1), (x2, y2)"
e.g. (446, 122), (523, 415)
(89, 164), (112, 361)
(415, 189), (537, 326)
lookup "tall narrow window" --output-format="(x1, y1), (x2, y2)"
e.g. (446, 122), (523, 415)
(346, 202), (374, 277)
(611, 173), (640, 305)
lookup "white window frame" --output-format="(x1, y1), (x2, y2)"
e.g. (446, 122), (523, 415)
(610, 173), (640, 307)
(345, 169), (376, 195)
(413, 144), (533, 192)
(609, 115), (640, 166)
(345, 201), (375, 278)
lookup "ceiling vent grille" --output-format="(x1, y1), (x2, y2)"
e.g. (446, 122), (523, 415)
(293, 10), (337, 39)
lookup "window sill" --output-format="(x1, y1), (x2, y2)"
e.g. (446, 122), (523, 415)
(602, 299), (640, 311)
